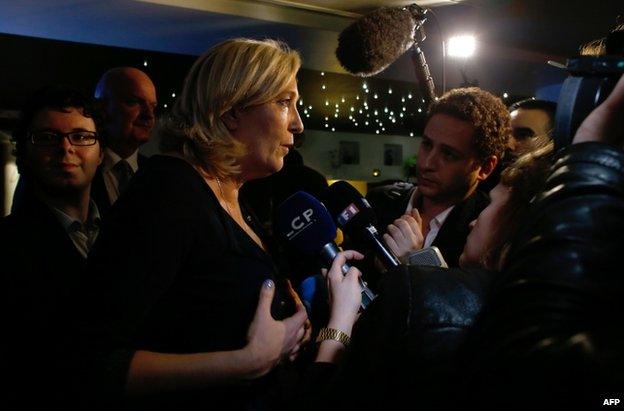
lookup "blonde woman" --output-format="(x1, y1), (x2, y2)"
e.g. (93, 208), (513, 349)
(74, 38), (362, 410)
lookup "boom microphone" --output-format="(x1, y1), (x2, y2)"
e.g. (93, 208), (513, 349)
(336, 4), (436, 104)
(324, 181), (401, 270)
(276, 191), (376, 310)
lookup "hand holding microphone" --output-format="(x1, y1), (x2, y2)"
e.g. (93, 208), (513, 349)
(276, 191), (377, 310)
(324, 250), (365, 333)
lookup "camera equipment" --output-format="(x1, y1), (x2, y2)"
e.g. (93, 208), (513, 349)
(553, 31), (624, 148)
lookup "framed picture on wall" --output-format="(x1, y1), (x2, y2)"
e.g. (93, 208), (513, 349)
(339, 141), (360, 165)
(384, 144), (403, 166)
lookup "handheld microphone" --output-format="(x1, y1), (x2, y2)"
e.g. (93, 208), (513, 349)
(335, 4), (436, 104)
(324, 181), (401, 270)
(275, 191), (376, 310)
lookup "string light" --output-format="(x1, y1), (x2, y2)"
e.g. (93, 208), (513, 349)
(321, 85), (326, 90)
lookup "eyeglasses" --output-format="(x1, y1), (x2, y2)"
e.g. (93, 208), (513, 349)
(29, 131), (99, 147)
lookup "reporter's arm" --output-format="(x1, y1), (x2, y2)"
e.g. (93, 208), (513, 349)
(315, 250), (364, 363)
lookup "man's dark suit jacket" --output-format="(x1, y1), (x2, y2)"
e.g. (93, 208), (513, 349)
(1, 196), (86, 409)
(366, 182), (489, 268)
(91, 152), (148, 216)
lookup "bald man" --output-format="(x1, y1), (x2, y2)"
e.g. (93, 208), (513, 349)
(92, 67), (157, 213)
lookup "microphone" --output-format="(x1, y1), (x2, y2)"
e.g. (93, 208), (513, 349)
(335, 4), (436, 104)
(275, 191), (376, 310)
(324, 181), (401, 270)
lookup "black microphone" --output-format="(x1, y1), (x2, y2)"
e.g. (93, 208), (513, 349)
(335, 4), (436, 105)
(324, 181), (401, 270)
(275, 191), (376, 310)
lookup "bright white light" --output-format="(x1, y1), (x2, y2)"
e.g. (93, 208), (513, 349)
(448, 35), (476, 58)
(503, 92), (509, 99)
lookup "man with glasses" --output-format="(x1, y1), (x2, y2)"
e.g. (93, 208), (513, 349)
(92, 67), (157, 214)
(1, 85), (103, 408)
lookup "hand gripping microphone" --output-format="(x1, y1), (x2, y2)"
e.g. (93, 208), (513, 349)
(276, 191), (376, 310)
(335, 4), (436, 105)
(324, 181), (400, 270)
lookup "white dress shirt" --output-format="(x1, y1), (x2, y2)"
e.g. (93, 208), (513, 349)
(405, 187), (455, 247)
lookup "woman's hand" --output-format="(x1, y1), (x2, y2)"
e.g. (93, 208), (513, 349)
(325, 250), (365, 333)
(315, 250), (364, 363)
(383, 209), (424, 262)
(244, 279), (308, 378)
(573, 73), (624, 147)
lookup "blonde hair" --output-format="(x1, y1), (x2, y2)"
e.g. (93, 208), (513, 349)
(579, 23), (624, 56)
(159, 38), (301, 178)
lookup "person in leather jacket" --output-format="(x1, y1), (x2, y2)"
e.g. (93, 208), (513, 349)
(456, 73), (624, 411)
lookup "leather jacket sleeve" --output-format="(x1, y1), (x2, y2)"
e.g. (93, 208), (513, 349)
(458, 142), (624, 410)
